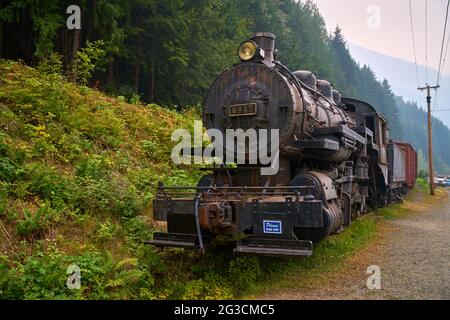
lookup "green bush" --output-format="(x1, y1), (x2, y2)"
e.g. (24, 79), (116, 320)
(129, 94), (141, 105)
(0, 244), (68, 299)
(56, 133), (92, 162)
(75, 156), (111, 179)
(0, 157), (16, 182)
(228, 256), (261, 291)
(70, 177), (111, 214)
(0, 61), (213, 300)
(182, 276), (233, 300)
(0, 255), (11, 297)
(16, 203), (60, 237)
(31, 139), (56, 158)
(67, 250), (114, 299)
(0, 245), (126, 299)
(416, 177), (429, 191)
(135, 245), (166, 275)
(24, 163), (69, 200)
(105, 258), (156, 299)
(0, 138), (25, 182)
(164, 168), (203, 187)
(123, 217), (153, 250)
(0, 183), (7, 215)
(70, 175), (143, 218)
(37, 52), (64, 75)
(110, 182), (143, 218)
(141, 140), (160, 160)
(72, 40), (107, 85)
(96, 220), (119, 242)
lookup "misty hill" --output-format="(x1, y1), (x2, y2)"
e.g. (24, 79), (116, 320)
(348, 43), (450, 129)
(396, 97), (450, 175)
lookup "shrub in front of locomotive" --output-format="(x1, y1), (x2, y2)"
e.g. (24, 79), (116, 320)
(151, 33), (369, 256)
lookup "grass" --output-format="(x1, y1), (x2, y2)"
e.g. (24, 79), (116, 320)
(237, 215), (378, 296)
(243, 180), (448, 298)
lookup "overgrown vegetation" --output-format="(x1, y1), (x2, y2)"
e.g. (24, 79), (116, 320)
(0, 60), (208, 299)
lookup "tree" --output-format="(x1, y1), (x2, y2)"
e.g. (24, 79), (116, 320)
(0, 0), (449, 172)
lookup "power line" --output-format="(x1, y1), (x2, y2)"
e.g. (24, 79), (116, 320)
(441, 24), (450, 76)
(433, 108), (450, 112)
(408, 0), (424, 109)
(434, 31), (450, 115)
(413, 1), (449, 193)
(436, 0), (450, 86)
(433, 0), (450, 118)
(409, 0), (422, 88)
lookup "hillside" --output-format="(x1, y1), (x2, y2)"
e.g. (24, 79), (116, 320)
(347, 44), (450, 174)
(349, 43), (450, 130)
(0, 60), (209, 299)
(396, 97), (450, 175)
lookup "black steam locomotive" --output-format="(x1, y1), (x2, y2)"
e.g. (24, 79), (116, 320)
(149, 33), (417, 257)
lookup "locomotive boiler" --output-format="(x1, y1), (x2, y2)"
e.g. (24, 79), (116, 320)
(149, 33), (416, 256)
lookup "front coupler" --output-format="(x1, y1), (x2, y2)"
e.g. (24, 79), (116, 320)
(148, 184), (321, 257)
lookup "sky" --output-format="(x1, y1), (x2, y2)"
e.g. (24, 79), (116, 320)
(310, 0), (450, 78)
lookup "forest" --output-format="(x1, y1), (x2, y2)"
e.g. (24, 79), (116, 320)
(2, 0), (449, 173)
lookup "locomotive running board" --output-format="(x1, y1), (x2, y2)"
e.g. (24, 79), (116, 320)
(146, 232), (209, 249)
(234, 238), (313, 257)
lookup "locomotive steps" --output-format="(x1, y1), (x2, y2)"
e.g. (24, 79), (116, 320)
(254, 183), (449, 299)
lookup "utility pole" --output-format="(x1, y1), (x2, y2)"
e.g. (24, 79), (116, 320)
(418, 84), (439, 196)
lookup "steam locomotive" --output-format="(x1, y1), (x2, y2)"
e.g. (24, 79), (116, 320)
(149, 33), (417, 257)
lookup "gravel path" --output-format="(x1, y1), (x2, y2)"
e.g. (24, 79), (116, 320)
(259, 189), (450, 300)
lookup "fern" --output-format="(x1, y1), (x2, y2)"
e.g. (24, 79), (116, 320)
(115, 258), (138, 270)
(106, 269), (144, 288)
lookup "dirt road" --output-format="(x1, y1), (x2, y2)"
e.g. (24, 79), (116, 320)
(259, 189), (450, 300)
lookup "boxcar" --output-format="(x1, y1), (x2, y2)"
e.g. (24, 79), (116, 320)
(394, 142), (418, 189)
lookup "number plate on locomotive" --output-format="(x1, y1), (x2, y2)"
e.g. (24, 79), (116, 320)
(229, 103), (257, 117)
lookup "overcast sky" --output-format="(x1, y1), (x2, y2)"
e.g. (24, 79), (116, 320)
(310, 0), (450, 77)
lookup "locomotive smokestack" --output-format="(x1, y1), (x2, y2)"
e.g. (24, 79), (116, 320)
(250, 32), (276, 66)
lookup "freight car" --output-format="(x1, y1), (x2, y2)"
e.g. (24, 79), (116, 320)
(390, 142), (418, 199)
(148, 33), (417, 257)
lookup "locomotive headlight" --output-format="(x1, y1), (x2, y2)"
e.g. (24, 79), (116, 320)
(238, 41), (257, 61)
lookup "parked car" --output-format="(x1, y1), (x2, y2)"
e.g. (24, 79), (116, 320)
(435, 175), (447, 187)
(446, 177), (450, 187)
